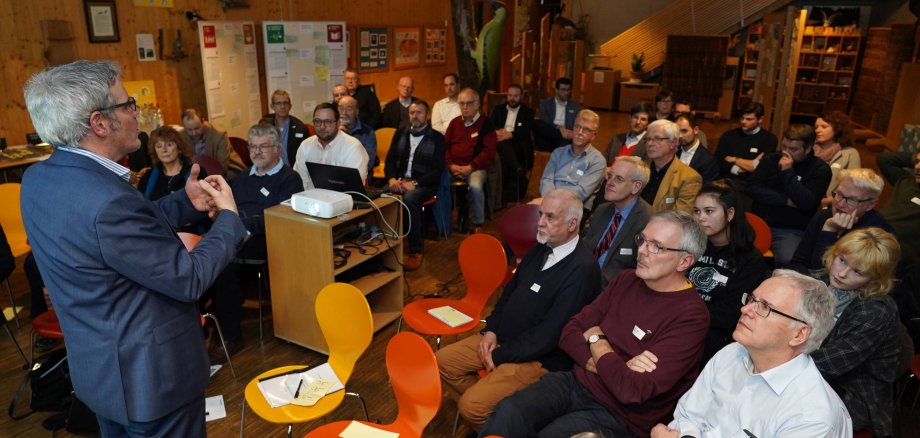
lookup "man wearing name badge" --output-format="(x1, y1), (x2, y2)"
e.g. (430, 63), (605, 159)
(20, 60), (247, 436)
(481, 210), (710, 438)
(651, 270), (851, 438)
(181, 108), (246, 179)
(293, 102), (369, 190)
(444, 88), (497, 234)
(714, 101), (778, 189)
(640, 119), (702, 214)
(535, 77), (580, 151)
(262, 89), (310, 167)
(437, 189), (602, 432)
(491, 83), (535, 202)
(539, 109), (606, 207)
(204, 123), (303, 361)
(675, 112), (719, 184)
(338, 95), (377, 178)
(582, 156), (653, 286)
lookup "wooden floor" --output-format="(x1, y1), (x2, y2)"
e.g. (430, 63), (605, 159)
(2, 110), (918, 437)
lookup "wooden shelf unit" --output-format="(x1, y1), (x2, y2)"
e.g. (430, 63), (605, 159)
(263, 197), (404, 353)
(790, 27), (862, 117)
(737, 23), (764, 111)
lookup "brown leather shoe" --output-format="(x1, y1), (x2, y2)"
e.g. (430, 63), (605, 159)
(404, 253), (423, 271)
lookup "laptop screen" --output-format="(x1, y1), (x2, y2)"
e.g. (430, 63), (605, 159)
(305, 162), (368, 198)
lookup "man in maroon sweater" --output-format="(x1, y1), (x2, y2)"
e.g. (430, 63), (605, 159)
(444, 88), (497, 233)
(481, 210), (710, 438)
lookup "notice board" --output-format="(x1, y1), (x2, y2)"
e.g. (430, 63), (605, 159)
(262, 21), (347, 120)
(197, 21), (263, 139)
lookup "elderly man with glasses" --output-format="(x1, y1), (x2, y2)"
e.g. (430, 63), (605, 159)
(482, 210), (711, 438)
(538, 109), (606, 207)
(261, 89), (310, 167)
(444, 88), (497, 234)
(651, 269), (851, 438)
(204, 123), (303, 361)
(789, 168), (894, 275)
(640, 119), (702, 214)
(293, 102), (369, 190)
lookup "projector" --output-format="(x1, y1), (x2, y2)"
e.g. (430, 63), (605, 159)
(291, 189), (353, 218)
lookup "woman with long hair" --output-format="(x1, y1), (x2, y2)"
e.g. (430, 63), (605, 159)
(689, 180), (768, 364)
(811, 227), (901, 438)
(814, 111), (860, 205)
(137, 126), (206, 200)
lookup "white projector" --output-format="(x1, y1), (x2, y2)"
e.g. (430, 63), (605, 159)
(291, 189), (353, 218)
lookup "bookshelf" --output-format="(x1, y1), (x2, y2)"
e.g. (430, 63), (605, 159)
(791, 27), (862, 117)
(737, 23), (763, 111)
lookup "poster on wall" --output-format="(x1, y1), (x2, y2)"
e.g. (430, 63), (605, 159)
(358, 27), (389, 72)
(132, 0), (173, 7)
(197, 21), (262, 139)
(424, 27), (447, 66)
(393, 27), (421, 69)
(262, 21), (348, 118)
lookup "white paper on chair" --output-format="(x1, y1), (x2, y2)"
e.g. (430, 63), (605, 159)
(339, 421), (399, 438)
(257, 363), (343, 408)
(427, 305), (473, 327)
(283, 362), (344, 396)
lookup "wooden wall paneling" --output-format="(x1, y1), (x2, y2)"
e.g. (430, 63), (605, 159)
(753, 12), (786, 130)
(1, 0), (457, 147)
(850, 25), (915, 135)
(885, 62), (920, 150)
(771, 8), (805, 139)
(664, 35), (727, 112)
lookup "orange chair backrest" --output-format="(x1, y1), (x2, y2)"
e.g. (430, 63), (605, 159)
(746, 212), (772, 255)
(458, 234), (507, 312)
(0, 183), (28, 254)
(498, 204), (540, 263)
(315, 283), (373, 384)
(386, 332), (441, 436)
(373, 127), (396, 178)
(177, 232), (202, 251)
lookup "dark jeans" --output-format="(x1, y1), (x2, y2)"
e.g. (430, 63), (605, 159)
(497, 140), (531, 202)
(203, 235), (267, 341)
(403, 185), (437, 253)
(479, 371), (635, 438)
(532, 120), (568, 152)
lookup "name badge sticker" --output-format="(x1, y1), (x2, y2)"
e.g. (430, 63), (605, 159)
(911, 197), (920, 206)
(260, 187), (270, 197)
(530, 283), (541, 293)
(831, 162), (842, 169)
(665, 197), (675, 204)
(295, 133), (304, 138)
(471, 132), (479, 138)
(576, 169), (585, 176)
(713, 272), (729, 284)
(517, 122), (523, 126)
(620, 248), (633, 255)
(632, 325), (646, 340)
(749, 147), (759, 153)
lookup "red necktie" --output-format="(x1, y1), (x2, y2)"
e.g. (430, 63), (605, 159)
(594, 212), (622, 259)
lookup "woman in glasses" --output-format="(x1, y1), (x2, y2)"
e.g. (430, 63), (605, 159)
(814, 111), (859, 206)
(137, 126), (207, 201)
(689, 180), (768, 364)
(811, 227), (901, 438)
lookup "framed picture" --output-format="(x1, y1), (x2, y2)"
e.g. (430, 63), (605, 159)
(424, 26), (447, 66)
(358, 27), (389, 72)
(393, 27), (421, 69)
(84, 0), (120, 43)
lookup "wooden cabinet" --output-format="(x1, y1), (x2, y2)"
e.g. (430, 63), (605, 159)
(264, 197), (403, 354)
(791, 27), (862, 117)
(618, 82), (659, 112)
(580, 69), (620, 111)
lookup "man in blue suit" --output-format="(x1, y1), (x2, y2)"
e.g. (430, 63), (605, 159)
(535, 77), (581, 151)
(21, 60), (247, 437)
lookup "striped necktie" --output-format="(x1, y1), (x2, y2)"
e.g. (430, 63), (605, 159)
(594, 212), (622, 259)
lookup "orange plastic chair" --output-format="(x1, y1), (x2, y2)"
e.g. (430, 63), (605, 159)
(304, 332), (441, 438)
(0, 183), (30, 327)
(241, 283), (374, 437)
(373, 127), (396, 179)
(398, 233), (506, 349)
(745, 212), (774, 258)
(229, 136), (252, 168)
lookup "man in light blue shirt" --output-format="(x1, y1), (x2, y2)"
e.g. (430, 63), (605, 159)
(539, 109), (606, 207)
(650, 270), (851, 438)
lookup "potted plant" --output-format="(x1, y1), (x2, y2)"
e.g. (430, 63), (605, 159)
(630, 52), (645, 83)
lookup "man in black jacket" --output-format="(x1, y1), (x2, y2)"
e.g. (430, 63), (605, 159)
(436, 189), (602, 432)
(385, 99), (445, 270)
(344, 68), (382, 129)
(261, 89), (310, 167)
(490, 83), (534, 202)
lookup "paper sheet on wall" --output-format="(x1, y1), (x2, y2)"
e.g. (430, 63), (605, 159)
(271, 75), (291, 94)
(315, 65), (329, 82)
(268, 55), (288, 76)
(136, 34), (156, 61)
(299, 75), (315, 87)
(249, 97), (263, 125)
(303, 100), (317, 115)
(205, 57), (221, 89)
(208, 92), (224, 118)
(229, 83), (240, 96)
(246, 74), (259, 95)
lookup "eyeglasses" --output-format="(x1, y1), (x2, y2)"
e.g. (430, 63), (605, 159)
(458, 100), (477, 107)
(272, 100), (291, 106)
(312, 119), (337, 127)
(831, 190), (874, 207)
(634, 234), (686, 255)
(95, 97), (137, 114)
(248, 143), (276, 152)
(573, 124), (597, 135)
(742, 293), (809, 325)
(646, 137), (672, 144)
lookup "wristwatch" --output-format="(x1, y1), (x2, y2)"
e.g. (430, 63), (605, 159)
(587, 334), (607, 345)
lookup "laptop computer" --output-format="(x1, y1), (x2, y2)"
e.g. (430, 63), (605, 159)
(305, 162), (385, 200)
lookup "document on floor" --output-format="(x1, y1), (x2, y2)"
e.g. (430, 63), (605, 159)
(205, 395), (226, 422)
(339, 420), (399, 438)
(427, 305), (473, 327)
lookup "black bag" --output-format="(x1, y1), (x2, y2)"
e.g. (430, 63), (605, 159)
(8, 348), (72, 420)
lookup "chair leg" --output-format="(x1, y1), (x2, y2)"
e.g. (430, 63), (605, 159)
(4, 279), (20, 328)
(29, 330), (36, 367)
(2, 315), (27, 368)
(286, 424), (292, 438)
(257, 267), (264, 341)
(396, 316), (402, 333)
(451, 409), (461, 437)
(204, 313), (236, 379)
(435, 335), (441, 351)
(345, 392), (369, 421)
(239, 397), (246, 438)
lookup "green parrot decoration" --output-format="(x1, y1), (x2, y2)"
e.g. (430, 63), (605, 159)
(469, 0), (507, 90)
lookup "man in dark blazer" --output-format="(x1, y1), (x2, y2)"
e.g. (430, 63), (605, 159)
(261, 89), (311, 167)
(603, 102), (652, 163)
(344, 68), (382, 129)
(534, 77), (580, 151)
(582, 156), (653, 286)
(385, 99), (445, 270)
(676, 112), (719, 183)
(20, 60), (247, 436)
(381, 76), (417, 129)
(490, 83), (534, 202)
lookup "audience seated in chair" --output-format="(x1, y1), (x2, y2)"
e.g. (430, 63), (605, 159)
(673, 98), (708, 148)
(640, 119), (702, 214)
(381, 76), (417, 129)
(137, 126), (208, 201)
(714, 101), (778, 192)
(339, 95), (377, 177)
(813, 111), (860, 206)
(180, 108), (245, 179)
(437, 189), (602, 433)
(491, 83), (535, 203)
(653, 89), (677, 122)
(431, 73), (461, 135)
(293, 102), (369, 190)
(603, 102), (652, 163)
(534, 77), (580, 151)
(444, 88), (497, 234)
(675, 112), (719, 184)
(877, 150), (920, 263)
(261, 89), (310, 167)
(482, 210), (710, 438)
(538, 109), (606, 207)
(343, 68), (382, 129)
(652, 270), (851, 438)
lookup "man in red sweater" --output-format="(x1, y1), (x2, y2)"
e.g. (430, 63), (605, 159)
(444, 88), (497, 233)
(481, 210), (710, 438)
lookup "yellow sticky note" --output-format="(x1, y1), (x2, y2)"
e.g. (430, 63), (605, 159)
(315, 65), (330, 82)
(290, 378), (335, 407)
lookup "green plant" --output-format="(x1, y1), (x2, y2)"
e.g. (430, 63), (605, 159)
(631, 52), (645, 73)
